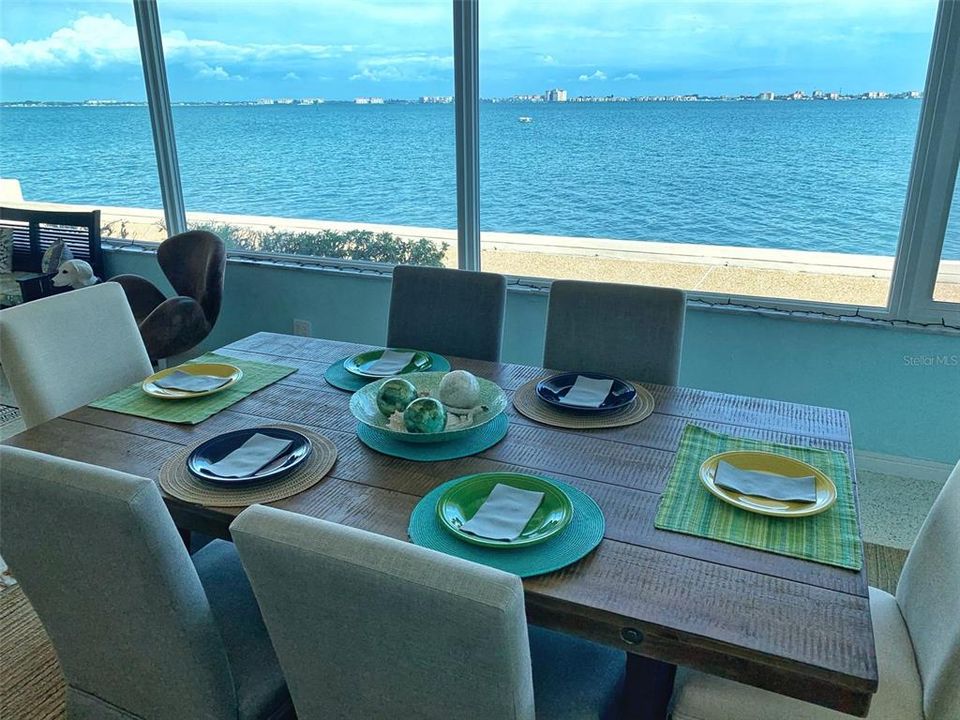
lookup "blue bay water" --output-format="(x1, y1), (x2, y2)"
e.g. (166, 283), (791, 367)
(1, 101), (957, 258)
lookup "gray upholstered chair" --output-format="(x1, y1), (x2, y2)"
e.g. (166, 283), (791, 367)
(543, 280), (685, 385)
(388, 264), (507, 361)
(670, 459), (960, 720)
(231, 505), (625, 719)
(0, 446), (292, 720)
(0, 282), (153, 429)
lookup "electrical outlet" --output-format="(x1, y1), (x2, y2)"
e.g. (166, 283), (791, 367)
(292, 319), (312, 337)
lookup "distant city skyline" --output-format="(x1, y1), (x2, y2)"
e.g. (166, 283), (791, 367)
(0, 1), (939, 103)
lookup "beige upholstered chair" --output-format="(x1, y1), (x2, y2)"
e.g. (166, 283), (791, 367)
(544, 280), (686, 385)
(670, 459), (960, 720)
(232, 505), (625, 719)
(0, 446), (292, 720)
(0, 282), (152, 428)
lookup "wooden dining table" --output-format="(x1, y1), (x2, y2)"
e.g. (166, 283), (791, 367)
(4, 332), (877, 718)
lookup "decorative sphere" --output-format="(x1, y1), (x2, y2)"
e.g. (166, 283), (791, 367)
(403, 397), (447, 434)
(376, 378), (418, 417)
(438, 370), (480, 409)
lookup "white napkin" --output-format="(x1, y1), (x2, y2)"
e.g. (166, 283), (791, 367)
(714, 460), (818, 503)
(558, 376), (614, 408)
(362, 349), (416, 376)
(155, 370), (231, 393)
(460, 483), (545, 541)
(204, 433), (294, 478)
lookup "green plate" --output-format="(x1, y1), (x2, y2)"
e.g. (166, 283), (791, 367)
(349, 371), (508, 444)
(344, 348), (433, 379)
(436, 473), (574, 548)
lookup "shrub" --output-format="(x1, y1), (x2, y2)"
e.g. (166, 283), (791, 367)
(188, 221), (448, 267)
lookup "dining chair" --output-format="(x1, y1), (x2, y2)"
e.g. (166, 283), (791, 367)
(543, 280), (685, 385)
(0, 281), (153, 429)
(669, 458), (960, 720)
(112, 229), (227, 362)
(387, 264), (507, 361)
(231, 504), (625, 719)
(0, 446), (292, 720)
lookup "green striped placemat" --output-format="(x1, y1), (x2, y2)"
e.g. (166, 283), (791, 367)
(655, 424), (862, 570)
(89, 352), (296, 425)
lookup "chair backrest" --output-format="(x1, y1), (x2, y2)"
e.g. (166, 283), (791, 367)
(0, 206), (103, 279)
(544, 280), (686, 385)
(896, 459), (960, 720)
(157, 230), (226, 326)
(231, 505), (536, 720)
(387, 264), (506, 362)
(0, 282), (153, 428)
(0, 446), (239, 719)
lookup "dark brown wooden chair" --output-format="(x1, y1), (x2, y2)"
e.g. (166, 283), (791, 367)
(111, 230), (226, 361)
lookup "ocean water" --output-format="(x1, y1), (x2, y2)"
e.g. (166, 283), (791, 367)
(2, 101), (957, 258)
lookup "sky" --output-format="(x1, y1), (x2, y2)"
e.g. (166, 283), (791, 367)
(0, 0), (939, 102)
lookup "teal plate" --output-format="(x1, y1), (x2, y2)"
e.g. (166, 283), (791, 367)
(344, 348), (433, 379)
(436, 473), (574, 548)
(349, 371), (508, 444)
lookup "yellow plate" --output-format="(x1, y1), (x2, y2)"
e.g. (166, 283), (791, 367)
(141, 363), (243, 400)
(698, 450), (837, 518)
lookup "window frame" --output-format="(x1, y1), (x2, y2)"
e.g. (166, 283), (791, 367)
(133, 0), (960, 329)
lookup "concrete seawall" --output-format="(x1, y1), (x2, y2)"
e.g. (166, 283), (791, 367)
(6, 199), (959, 305)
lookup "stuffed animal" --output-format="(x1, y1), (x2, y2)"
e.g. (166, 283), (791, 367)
(51, 259), (99, 289)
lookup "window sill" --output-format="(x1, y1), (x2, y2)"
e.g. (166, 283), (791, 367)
(103, 240), (960, 336)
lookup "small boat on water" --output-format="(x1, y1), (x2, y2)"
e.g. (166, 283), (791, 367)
(518, 116), (533, 123)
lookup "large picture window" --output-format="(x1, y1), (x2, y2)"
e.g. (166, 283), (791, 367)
(160, 0), (456, 268)
(477, 0), (940, 308)
(0, 3), (161, 242)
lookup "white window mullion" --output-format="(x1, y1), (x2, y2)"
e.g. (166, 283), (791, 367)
(888, 0), (960, 323)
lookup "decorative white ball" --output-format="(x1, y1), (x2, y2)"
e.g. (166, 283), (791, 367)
(438, 370), (480, 409)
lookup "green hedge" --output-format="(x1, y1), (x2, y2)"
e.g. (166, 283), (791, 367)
(189, 221), (448, 267)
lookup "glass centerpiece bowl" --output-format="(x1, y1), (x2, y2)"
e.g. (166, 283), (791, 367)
(349, 371), (508, 444)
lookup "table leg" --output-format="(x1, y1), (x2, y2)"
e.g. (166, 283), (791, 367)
(621, 653), (676, 720)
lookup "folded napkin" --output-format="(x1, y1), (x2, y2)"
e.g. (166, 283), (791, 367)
(460, 483), (545, 541)
(204, 433), (294, 478)
(559, 376), (614, 408)
(714, 460), (818, 503)
(362, 349), (416, 375)
(155, 370), (232, 393)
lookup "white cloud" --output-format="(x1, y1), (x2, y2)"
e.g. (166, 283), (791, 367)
(194, 62), (244, 81)
(350, 53), (452, 82)
(0, 13), (351, 71)
(578, 70), (607, 81)
(615, 72), (640, 81)
(537, 54), (556, 65)
(283, 71), (301, 81)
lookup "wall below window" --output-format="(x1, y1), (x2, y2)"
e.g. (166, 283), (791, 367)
(106, 247), (959, 465)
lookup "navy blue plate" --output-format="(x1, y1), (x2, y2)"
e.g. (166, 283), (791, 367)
(187, 427), (312, 486)
(536, 372), (636, 413)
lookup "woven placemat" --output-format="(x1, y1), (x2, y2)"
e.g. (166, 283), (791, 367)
(409, 477), (605, 578)
(655, 424), (861, 570)
(90, 352), (296, 425)
(357, 412), (509, 461)
(159, 424), (338, 507)
(512, 377), (655, 429)
(324, 352), (451, 392)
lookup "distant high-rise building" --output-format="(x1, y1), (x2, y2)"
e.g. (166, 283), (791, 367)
(545, 88), (567, 102)
(788, 90), (805, 100)
(758, 91), (775, 101)
(812, 89), (825, 99)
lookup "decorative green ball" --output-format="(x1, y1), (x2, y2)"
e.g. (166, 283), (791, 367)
(376, 378), (418, 417)
(403, 397), (447, 434)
